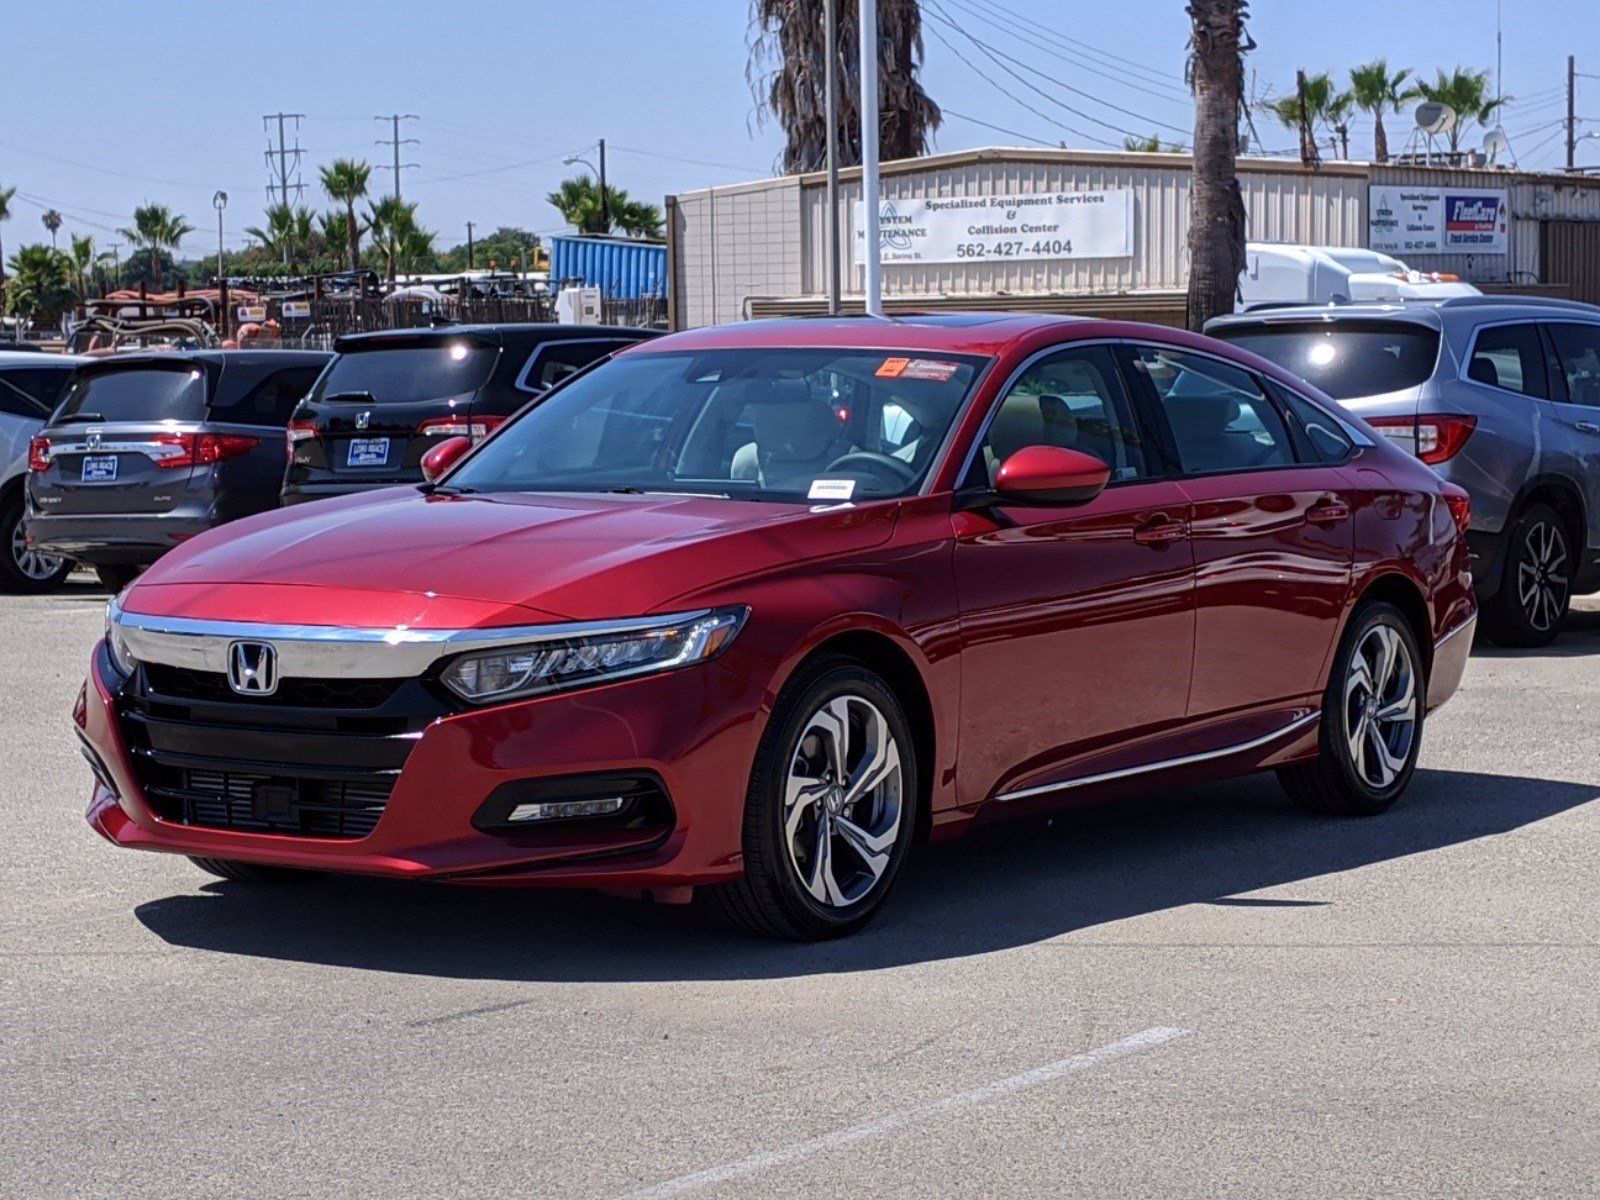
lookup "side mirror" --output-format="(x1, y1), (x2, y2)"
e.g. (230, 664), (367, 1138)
(993, 445), (1111, 506)
(421, 435), (472, 484)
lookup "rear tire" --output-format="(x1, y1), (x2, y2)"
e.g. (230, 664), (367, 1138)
(94, 564), (142, 593)
(706, 655), (918, 941)
(187, 856), (321, 885)
(0, 494), (72, 594)
(1481, 503), (1570, 648)
(1278, 600), (1423, 817)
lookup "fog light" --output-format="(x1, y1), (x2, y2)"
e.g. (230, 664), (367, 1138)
(506, 796), (627, 823)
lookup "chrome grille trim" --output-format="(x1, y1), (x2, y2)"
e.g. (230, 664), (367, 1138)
(110, 599), (711, 680)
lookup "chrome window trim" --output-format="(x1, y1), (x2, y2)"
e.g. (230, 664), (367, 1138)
(109, 600), (712, 680)
(994, 710), (1321, 804)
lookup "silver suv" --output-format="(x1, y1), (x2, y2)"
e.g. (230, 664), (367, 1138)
(1208, 297), (1600, 647)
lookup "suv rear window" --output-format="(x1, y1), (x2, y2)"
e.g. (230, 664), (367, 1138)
(312, 340), (497, 405)
(53, 365), (208, 424)
(1213, 321), (1440, 400)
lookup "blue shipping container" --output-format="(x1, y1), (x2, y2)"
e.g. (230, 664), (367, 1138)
(550, 236), (667, 300)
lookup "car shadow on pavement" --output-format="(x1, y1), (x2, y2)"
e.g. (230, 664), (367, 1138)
(133, 766), (1598, 982)
(1472, 602), (1600, 659)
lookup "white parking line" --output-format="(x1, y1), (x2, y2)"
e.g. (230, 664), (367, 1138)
(618, 1025), (1192, 1200)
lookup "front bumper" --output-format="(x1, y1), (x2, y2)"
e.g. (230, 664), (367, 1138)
(78, 645), (768, 887)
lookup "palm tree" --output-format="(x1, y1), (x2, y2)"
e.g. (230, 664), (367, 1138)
(67, 233), (95, 302)
(750, 0), (941, 173)
(613, 198), (665, 240)
(245, 203), (316, 266)
(0, 183), (15, 285)
(319, 158), (371, 272)
(41, 209), (62, 249)
(367, 196), (426, 281)
(1415, 67), (1508, 155)
(1123, 132), (1187, 153)
(319, 210), (352, 269)
(119, 203), (193, 290)
(547, 177), (609, 235)
(1348, 60), (1417, 163)
(1186, 0), (1249, 331)
(4, 244), (76, 324)
(1266, 72), (1354, 159)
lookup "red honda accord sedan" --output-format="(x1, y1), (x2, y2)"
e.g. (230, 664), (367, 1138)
(77, 315), (1476, 939)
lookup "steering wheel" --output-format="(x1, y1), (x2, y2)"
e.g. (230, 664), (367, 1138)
(823, 451), (918, 491)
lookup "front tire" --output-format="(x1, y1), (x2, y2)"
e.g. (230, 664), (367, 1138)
(706, 656), (917, 940)
(187, 856), (321, 884)
(0, 495), (72, 594)
(94, 564), (142, 593)
(1481, 503), (1571, 648)
(1278, 600), (1423, 817)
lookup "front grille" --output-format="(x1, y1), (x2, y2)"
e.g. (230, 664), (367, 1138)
(118, 663), (445, 841)
(143, 663), (406, 709)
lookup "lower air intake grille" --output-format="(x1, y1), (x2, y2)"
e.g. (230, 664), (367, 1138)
(141, 764), (393, 840)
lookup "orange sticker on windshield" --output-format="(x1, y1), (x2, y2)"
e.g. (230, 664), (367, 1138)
(875, 357), (910, 378)
(901, 359), (960, 382)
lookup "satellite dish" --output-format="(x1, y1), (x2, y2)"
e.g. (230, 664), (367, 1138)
(1483, 129), (1510, 163)
(1415, 102), (1457, 135)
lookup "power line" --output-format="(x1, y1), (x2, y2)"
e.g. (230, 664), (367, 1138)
(374, 114), (420, 200)
(941, 107), (1061, 148)
(924, 1), (1189, 141)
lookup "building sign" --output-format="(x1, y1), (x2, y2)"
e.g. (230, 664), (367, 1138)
(236, 305), (268, 322)
(1369, 185), (1508, 255)
(281, 300), (311, 318)
(853, 190), (1135, 266)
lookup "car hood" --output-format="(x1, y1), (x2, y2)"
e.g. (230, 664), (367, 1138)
(125, 487), (899, 628)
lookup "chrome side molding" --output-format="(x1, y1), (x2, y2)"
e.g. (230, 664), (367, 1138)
(995, 711), (1322, 804)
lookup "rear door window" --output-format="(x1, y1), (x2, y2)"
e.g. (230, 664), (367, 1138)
(0, 367), (75, 419)
(1213, 321), (1440, 400)
(213, 366), (326, 426)
(1132, 346), (1296, 475)
(53, 365), (209, 424)
(312, 341), (498, 405)
(1545, 323), (1600, 407)
(1467, 323), (1547, 396)
(519, 340), (633, 392)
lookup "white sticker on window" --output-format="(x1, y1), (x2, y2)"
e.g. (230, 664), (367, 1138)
(808, 479), (857, 501)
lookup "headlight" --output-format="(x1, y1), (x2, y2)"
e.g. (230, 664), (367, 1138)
(439, 607), (749, 705)
(104, 596), (137, 675)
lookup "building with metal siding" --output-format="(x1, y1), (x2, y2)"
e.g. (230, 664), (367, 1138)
(666, 148), (1600, 330)
(549, 235), (668, 300)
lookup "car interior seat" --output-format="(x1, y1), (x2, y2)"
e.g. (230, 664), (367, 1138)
(731, 379), (850, 490)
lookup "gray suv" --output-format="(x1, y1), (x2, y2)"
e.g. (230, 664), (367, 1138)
(0, 351), (87, 593)
(1208, 297), (1600, 647)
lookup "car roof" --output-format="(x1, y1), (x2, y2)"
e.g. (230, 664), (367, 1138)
(333, 323), (658, 352)
(631, 314), (1113, 357)
(75, 349), (332, 372)
(0, 350), (91, 368)
(1208, 295), (1600, 333)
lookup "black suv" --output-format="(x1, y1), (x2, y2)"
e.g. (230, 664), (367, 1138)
(281, 323), (658, 504)
(26, 350), (330, 590)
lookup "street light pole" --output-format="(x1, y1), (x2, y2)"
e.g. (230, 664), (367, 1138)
(212, 191), (228, 286)
(824, 0), (841, 315)
(598, 138), (609, 233)
(859, 0), (883, 317)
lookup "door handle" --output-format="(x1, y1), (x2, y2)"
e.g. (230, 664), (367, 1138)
(1305, 501), (1351, 526)
(1575, 420), (1600, 434)
(1133, 517), (1189, 545)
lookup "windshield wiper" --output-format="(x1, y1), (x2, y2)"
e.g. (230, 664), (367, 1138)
(601, 486), (731, 499)
(423, 483), (478, 496)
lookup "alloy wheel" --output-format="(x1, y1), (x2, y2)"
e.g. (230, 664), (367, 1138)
(1343, 623), (1417, 791)
(10, 519), (66, 582)
(782, 693), (904, 909)
(1516, 519), (1568, 634)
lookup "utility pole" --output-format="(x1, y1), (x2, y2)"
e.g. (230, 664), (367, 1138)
(375, 114), (420, 200)
(1567, 56), (1577, 172)
(598, 138), (609, 232)
(466, 221), (476, 270)
(824, 0), (841, 314)
(261, 112), (307, 208)
(859, 0), (883, 317)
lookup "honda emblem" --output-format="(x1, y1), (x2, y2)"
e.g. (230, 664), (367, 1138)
(86, 431), (103, 450)
(227, 641), (279, 696)
(355, 411), (371, 431)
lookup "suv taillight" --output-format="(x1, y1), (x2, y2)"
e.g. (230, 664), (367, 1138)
(27, 436), (51, 472)
(286, 419), (318, 460)
(151, 432), (260, 469)
(1366, 414), (1477, 465)
(418, 415), (504, 443)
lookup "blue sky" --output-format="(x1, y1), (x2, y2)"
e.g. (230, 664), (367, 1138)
(0, 0), (1591, 259)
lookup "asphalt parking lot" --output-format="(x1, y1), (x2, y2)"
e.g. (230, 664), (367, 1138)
(3, 584), (1596, 1199)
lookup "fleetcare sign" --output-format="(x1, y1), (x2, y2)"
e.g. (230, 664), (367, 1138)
(853, 190), (1135, 266)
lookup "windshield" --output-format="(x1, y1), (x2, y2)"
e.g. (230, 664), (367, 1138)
(311, 340), (497, 405)
(1214, 321), (1440, 400)
(53, 365), (208, 423)
(446, 347), (990, 503)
